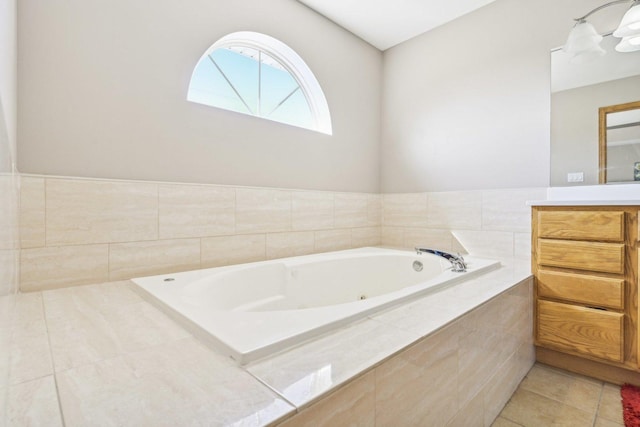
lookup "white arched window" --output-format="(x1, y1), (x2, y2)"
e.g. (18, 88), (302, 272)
(187, 32), (332, 135)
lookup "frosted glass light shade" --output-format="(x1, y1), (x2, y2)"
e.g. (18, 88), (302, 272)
(615, 34), (640, 52)
(613, 2), (640, 38)
(563, 21), (605, 61)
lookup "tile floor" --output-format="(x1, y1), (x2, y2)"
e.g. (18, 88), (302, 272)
(493, 363), (624, 427)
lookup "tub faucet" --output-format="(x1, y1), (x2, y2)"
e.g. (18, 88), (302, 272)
(415, 247), (467, 272)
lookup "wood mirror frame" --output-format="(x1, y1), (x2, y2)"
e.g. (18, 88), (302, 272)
(599, 100), (640, 184)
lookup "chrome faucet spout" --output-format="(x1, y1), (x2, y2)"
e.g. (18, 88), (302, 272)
(415, 247), (467, 272)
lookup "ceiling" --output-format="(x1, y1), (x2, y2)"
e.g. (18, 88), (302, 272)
(297, 0), (498, 51)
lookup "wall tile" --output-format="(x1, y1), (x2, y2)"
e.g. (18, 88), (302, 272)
(334, 193), (370, 228)
(46, 179), (158, 245)
(278, 371), (375, 427)
(482, 188), (545, 232)
(367, 194), (383, 226)
(158, 184), (235, 239)
(452, 230), (514, 258)
(266, 231), (315, 260)
(381, 226), (404, 247)
(20, 244), (109, 291)
(314, 229), (351, 253)
(427, 191), (482, 230)
(19, 177), (46, 248)
(351, 227), (381, 248)
(482, 354), (528, 426)
(404, 228), (453, 251)
(458, 298), (514, 406)
(383, 193), (428, 227)
(0, 174), (18, 251)
(109, 239), (200, 280)
(375, 324), (460, 426)
(0, 248), (18, 296)
(446, 390), (484, 427)
(235, 188), (292, 233)
(514, 232), (532, 260)
(201, 234), (266, 268)
(292, 191), (334, 231)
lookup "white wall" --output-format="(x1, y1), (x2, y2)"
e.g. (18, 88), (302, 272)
(380, 0), (622, 192)
(17, 0), (382, 193)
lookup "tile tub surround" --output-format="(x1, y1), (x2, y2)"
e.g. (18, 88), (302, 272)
(18, 175), (382, 292)
(381, 188), (548, 259)
(18, 176), (547, 292)
(8, 260), (533, 426)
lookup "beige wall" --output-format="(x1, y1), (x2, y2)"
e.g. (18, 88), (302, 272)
(0, 0), (15, 153)
(380, 0), (623, 192)
(17, 0), (382, 193)
(551, 75), (640, 186)
(19, 175), (382, 292)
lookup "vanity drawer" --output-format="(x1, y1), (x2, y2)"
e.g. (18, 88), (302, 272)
(537, 239), (624, 274)
(537, 270), (624, 310)
(537, 211), (624, 242)
(537, 300), (623, 363)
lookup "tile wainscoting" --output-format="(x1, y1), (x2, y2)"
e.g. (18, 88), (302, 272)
(18, 175), (546, 292)
(381, 188), (547, 259)
(19, 175), (382, 291)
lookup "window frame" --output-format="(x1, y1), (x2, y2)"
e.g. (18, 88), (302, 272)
(188, 31), (332, 135)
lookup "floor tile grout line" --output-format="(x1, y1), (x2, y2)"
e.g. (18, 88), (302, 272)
(40, 291), (67, 427)
(593, 384), (605, 427)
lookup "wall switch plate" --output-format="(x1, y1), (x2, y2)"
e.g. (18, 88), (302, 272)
(567, 172), (584, 183)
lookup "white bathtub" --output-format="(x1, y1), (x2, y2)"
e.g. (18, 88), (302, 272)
(132, 247), (500, 364)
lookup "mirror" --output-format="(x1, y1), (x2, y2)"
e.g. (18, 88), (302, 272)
(551, 35), (640, 186)
(599, 101), (640, 184)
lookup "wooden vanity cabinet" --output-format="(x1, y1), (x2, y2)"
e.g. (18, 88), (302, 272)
(532, 206), (640, 384)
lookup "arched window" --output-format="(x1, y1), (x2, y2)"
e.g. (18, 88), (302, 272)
(187, 32), (332, 135)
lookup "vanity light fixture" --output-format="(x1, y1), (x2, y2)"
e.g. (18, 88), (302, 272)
(564, 0), (640, 61)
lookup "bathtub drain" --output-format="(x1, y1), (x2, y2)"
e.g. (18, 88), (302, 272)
(413, 260), (423, 272)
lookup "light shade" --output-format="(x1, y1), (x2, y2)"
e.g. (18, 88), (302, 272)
(563, 21), (606, 61)
(615, 34), (640, 51)
(613, 1), (640, 38)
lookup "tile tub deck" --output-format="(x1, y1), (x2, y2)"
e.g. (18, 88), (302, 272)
(7, 259), (533, 426)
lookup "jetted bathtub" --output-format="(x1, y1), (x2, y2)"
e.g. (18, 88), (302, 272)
(132, 247), (500, 364)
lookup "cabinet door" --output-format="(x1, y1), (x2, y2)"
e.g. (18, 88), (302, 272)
(537, 300), (624, 363)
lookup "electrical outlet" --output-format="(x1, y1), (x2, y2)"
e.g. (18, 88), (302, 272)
(567, 172), (584, 183)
